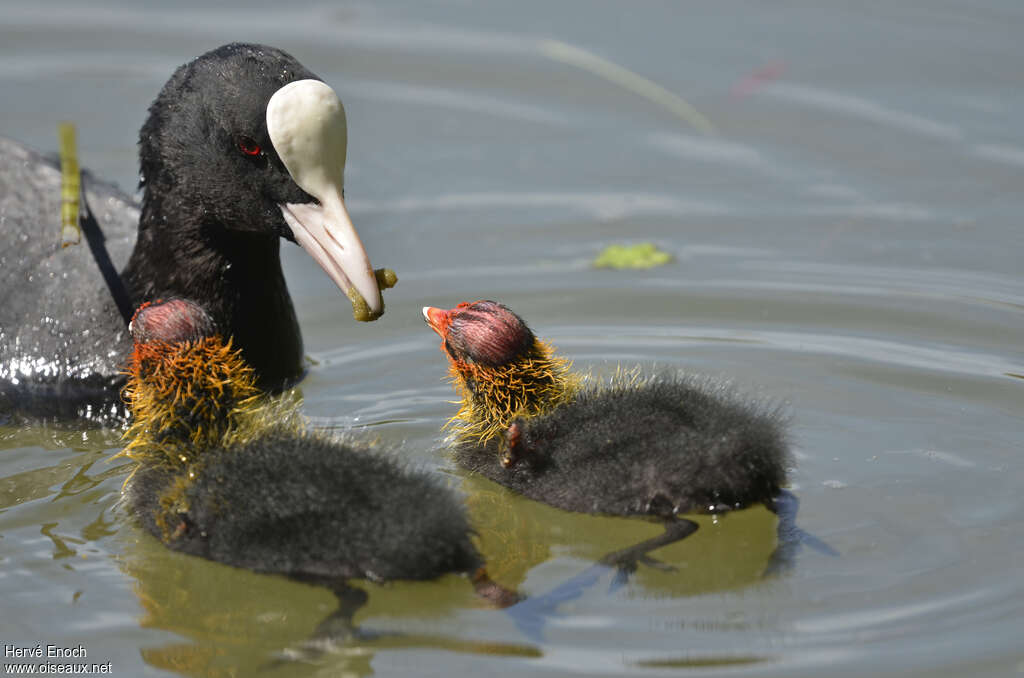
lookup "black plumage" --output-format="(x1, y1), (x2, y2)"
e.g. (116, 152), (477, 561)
(455, 375), (789, 518)
(121, 298), (499, 595)
(1, 43), (384, 421)
(127, 431), (482, 586)
(424, 300), (804, 570)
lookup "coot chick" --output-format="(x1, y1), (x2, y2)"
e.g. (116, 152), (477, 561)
(121, 298), (512, 602)
(1, 43), (389, 421)
(423, 300), (792, 561)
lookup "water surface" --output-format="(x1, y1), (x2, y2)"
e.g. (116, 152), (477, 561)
(2, 1), (1022, 676)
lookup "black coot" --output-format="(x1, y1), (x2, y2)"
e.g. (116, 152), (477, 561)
(0, 43), (387, 421)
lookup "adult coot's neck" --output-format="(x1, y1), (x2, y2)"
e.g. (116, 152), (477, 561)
(122, 196), (302, 391)
(116, 43), (333, 392)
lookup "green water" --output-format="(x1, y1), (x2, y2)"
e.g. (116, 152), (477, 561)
(2, 1), (1023, 676)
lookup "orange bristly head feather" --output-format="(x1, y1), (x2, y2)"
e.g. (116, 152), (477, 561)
(444, 337), (580, 445)
(120, 335), (262, 467)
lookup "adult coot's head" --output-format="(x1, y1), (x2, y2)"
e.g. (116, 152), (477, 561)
(135, 43), (383, 320)
(0, 44), (394, 418)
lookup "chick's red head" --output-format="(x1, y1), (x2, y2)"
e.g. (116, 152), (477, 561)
(422, 300), (534, 367)
(130, 298), (217, 347)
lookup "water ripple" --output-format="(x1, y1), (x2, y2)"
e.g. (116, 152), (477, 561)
(760, 82), (963, 141)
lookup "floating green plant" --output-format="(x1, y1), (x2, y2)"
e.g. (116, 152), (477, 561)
(593, 242), (672, 270)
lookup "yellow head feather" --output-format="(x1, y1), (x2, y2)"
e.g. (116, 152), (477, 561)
(119, 336), (304, 470)
(120, 334), (306, 539)
(445, 338), (581, 444)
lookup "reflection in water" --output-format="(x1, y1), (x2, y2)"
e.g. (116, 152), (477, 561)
(3, 0), (1024, 675)
(40, 521), (82, 559)
(760, 82), (963, 141)
(119, 528), (537, 677)
(463, 472), (784, 597)
(635, 654), (769, 669)
(0, 445), (127, 510)
(113, 456), (815, 675)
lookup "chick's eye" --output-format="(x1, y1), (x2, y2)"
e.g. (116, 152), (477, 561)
(238, 137), (261, 156)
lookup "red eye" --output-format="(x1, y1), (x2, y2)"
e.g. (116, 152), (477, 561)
(238, 137), (261, 156)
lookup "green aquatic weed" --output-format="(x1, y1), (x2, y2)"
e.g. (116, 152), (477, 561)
(593, 242), (672, 270)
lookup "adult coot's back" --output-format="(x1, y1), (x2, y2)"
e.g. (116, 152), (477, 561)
(0, 43), (388, 421)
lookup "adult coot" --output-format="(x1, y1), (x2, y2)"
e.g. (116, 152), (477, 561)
(423, 300), (799, 566)
(0, 43), (389, 421)
(121, 297), (515, 606)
